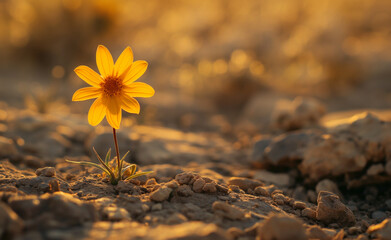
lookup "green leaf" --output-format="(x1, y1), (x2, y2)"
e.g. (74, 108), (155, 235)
(65, 159), (111, 176)
(92, 147), (116, 179)
(124, 171), (153, 181)
(105, 148), (111, 165)
(122, 164), (136, 174)
(119, 151), (130, 172)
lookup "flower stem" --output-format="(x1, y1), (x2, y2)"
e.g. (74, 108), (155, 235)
(112, 128), (121, 179)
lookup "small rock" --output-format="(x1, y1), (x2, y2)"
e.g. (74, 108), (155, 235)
(228, 177), (263, 191)
(367, 164), (385, 176)
(316, 179), (343, 200)
(273, 193), (287, 205)
(35, 167), (56, 177)
(0, 202), (24, 238)
(212, 201), (245, 220)
(49, 179), (60, 192)
(165, 180), (179, 189)
(372, 211), (387, 222)
(102, 206), (130, 221)
(257, 213), (307, 240)
(229, 185), (244, 193)
(367, 218), (391, 240)
(192, 178), (206, 193)
(300, 134), (367, 181)
(306, 225), (331, 240)
(254, 186), (270, 197)
(262, 131), (320, 167)
(176, 185), (194, 197)
(293, 201), (306, 210)
(316, 191), (355, 226)
(302, 208), (317, 219)
(0, 136), (18, 157)
(254, 170), (291, 187)
(150, 186), (172, 202)
(175, 172), (194, 185)
(202, 182), (217, 193)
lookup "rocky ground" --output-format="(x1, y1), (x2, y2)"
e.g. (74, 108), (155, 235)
(1, 97), (391, 240)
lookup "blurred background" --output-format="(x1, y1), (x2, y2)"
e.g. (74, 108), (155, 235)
(0, 0), (390, 133)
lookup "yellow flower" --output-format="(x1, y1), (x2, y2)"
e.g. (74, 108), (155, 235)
(72, 45), (154, 129)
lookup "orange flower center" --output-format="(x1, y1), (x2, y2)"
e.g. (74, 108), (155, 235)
(101, 76), (123, 96)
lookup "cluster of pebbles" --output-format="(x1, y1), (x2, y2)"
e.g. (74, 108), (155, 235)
(0, 101), (391, 239)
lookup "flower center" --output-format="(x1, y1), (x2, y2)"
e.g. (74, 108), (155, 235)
(101, 76), (123, 96)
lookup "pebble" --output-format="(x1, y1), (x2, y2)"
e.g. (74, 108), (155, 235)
(272, 193), (288, 205)
(371, 211), (387, 221)
(316, 191), (355, 226)
(212, 201), (245, 220)
(165, 180), (179, 189)
(192, 178), (206, 193)
(175, 172), (194, 184)
(254, 186), (270, 197)
(302, 208), (317, 219)
(150, 186), (172, 202)
(306, 225), (331, 240)
(316, 179), (343, 199)
(228, 177), (263, 191)
(49, 179), (60, 192)
(257, 213), (307, 240)
(293, 201), (306, 210)
(202, 182), (217, 193)
(35, 167), (56, 177)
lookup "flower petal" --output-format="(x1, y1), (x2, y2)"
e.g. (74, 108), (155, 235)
(88, 97), (106, 126)
(72, 87), (101, 101)
(106, 96), (122, 129)
(123, 60), (148, 84)
(123, 82), (155, 98)
(120, 94), (140, 114)
(114, 47), (134, 78)
(96, 45), (114, 78)
(74, 66), (103, 87)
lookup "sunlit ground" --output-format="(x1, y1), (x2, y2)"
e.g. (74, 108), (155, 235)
(0, 0), (390, 130)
